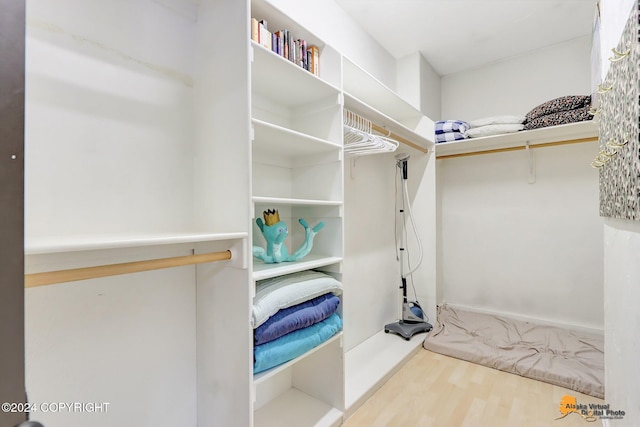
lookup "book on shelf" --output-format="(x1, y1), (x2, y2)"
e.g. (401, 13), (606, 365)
(250, 17), (320, 77)
(285, 29), (293, 63)
(258, 19), (271, 51)
(307, 45), (319, 76)
(293, 40), (300, 66)
(273, 30), (284, 56)
(251, 18), (259, 43)
(298, 39), (307, 70)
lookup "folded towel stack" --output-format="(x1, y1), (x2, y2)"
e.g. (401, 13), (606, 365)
(435, 120), (469, 143)
(523, 95), (593, 130)
(464, 115), (525, 138)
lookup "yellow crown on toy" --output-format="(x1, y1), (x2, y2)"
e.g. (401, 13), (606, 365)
(263, 209), (280, 226)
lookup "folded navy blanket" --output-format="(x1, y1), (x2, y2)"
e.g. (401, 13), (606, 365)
(435, 120), (470, 134)
(436, 131), (466, 143)
(254, 293), (340, 345)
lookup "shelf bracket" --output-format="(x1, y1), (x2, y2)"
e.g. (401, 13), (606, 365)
(349, 156), (358, 179)
(525, 141), (536, 184)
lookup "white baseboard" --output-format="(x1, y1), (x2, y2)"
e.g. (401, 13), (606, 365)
(445, 303), (604, 336)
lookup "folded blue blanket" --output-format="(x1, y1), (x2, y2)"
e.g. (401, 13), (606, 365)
(436, 131), (466, 143)
(435, 120), (469, 134)
(254, 293), (340, 345)
(254, 313), (342, 374)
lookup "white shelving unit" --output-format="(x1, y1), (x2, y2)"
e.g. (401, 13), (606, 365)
(435, 121), (599, 158)
(25, 0), (437, 426)
(250, 0), (345, 425)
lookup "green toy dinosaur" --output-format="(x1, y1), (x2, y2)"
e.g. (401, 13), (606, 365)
(253, 209), (325, 264)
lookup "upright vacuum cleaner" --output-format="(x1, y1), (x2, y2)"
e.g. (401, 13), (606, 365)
(384, 153), (433, 340)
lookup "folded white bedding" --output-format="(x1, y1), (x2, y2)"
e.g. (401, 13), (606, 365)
(464, 123), (524, 138)
(468, 115), (525, 128)
(252, 270), (343, 328)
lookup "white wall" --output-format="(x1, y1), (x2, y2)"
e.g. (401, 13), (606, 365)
(438, 142), (603, 330)
(397, 52), (441, 121)
(437, 35), (604, 331)
(25, 0), (195, 239)
(441, 36), (592, 121)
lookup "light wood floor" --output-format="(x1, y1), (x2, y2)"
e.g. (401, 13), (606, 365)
(343, 349), (604, 427)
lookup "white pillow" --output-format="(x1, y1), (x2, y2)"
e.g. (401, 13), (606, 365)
(468, 115), (525, 128)
(252, 270), (343, 328)
(464, 123), (524, 138)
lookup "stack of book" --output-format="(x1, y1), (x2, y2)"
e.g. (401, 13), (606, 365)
(251, 18), (319, 77)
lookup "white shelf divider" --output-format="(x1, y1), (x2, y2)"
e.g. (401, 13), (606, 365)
(252, 119), (342, 157)
(252, 255), (343, 281)
(253, 196), (342, 207)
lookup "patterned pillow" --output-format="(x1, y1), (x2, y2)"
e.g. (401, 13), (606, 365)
(523, 105), (594, 130)
(524, 95), (592, 123)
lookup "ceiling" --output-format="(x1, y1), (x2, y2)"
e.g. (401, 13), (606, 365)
(333, 0), (598, 76)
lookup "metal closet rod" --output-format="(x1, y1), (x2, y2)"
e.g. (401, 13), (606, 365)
(436, 136), (598, 159)
(370, 123), (429, 154)
(24, 250), (232, 288)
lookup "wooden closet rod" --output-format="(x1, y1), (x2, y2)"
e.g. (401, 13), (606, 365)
(436, 136), (598, 159)
(372, 123), (429, 153)
(24, 250), (232, 288)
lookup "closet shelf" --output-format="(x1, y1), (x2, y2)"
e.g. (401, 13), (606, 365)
(254, 387), (343, 427)
(252, 255), (342, 281)
(435, 121), (599, 159)
(252, 41), (340, 108)
(253, 333), (342, 385)
(252, 119), (341, 157)
(343, 58), (424, 123)
(25, 232), (248, 255)
(253, 196), (342, 207)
